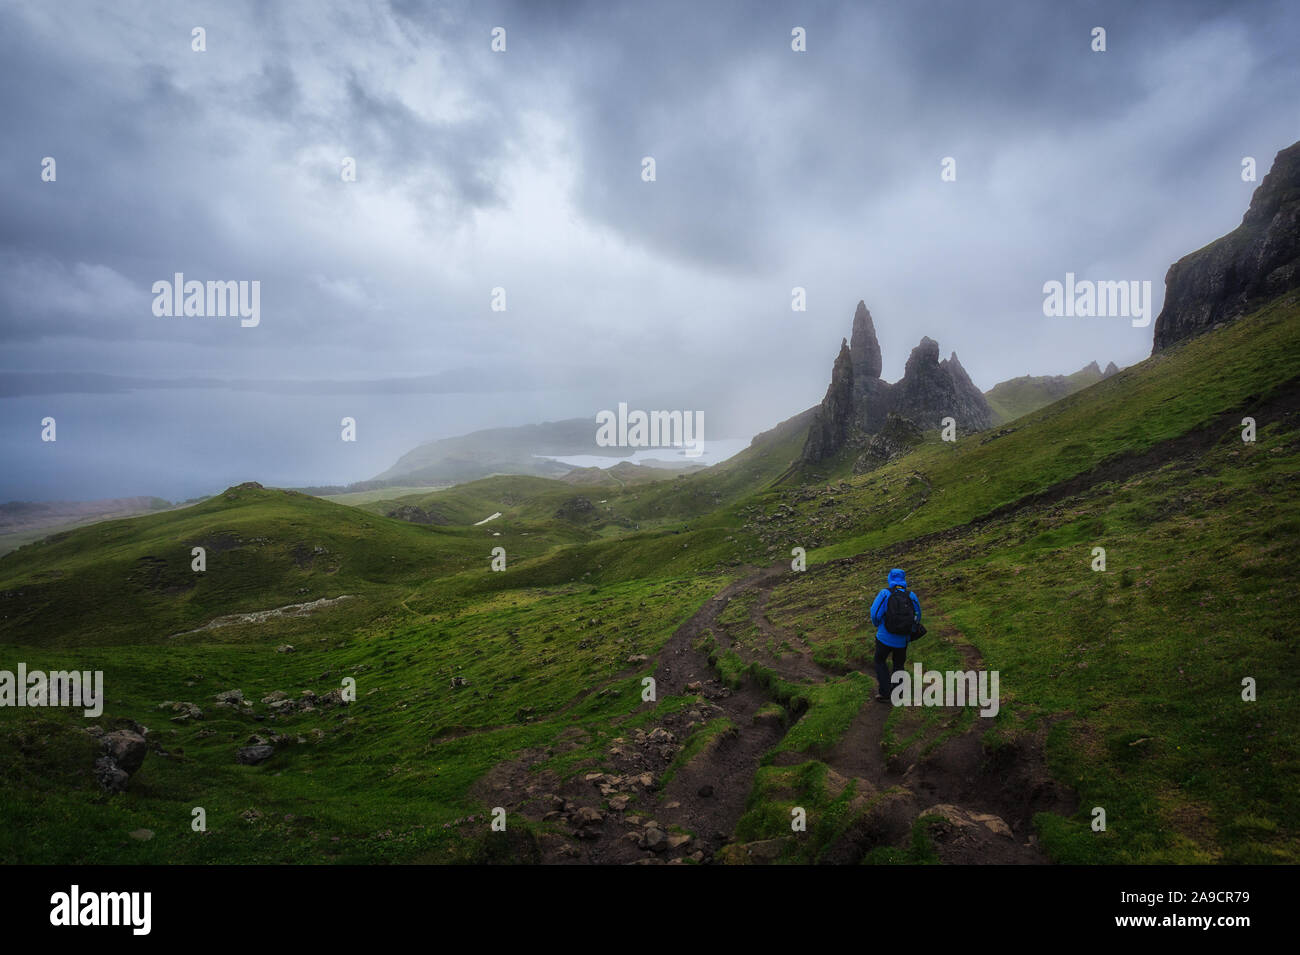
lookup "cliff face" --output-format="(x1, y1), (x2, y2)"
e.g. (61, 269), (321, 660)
(942, 351), (994, 430)
(802, 339), (856, 463)
(891, 339), (993, 432)
(852, 413), (924, 474)
(801, 305), (993, 463)
(1152, 140), (1300, 352)
(849, 301), (883, 380)
(849, 301), (894, 432)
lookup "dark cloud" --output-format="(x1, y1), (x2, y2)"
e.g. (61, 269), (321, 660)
(0, 0), (1298, 499)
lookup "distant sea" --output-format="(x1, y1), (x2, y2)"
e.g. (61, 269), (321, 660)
(535, 436), (750, 470)
(0, 388), (600, 503)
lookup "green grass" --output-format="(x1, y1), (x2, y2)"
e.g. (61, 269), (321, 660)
(316, 485), (452, 506)
(804, 293), (1300, 564)
(766, 673), (874, 760)
(728, 759), (892, 863)
(661, 716), (736, 786)
(2, 296), (1298, 864)
(984, 362), (1109, 426)
(0, 573), (717, 864)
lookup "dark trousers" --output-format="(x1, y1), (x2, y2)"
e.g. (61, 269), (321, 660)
(874, 638), (907, 697)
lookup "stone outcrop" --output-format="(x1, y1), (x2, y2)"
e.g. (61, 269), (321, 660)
(853, 413), (924, 474)
(848, 301), (894, 433)
(385, 504), (449, 525)
(236, 745), (275, 765)
(93, 725), (148, 793)
(555, 496), (598, 523)
(801, 304), (993, 463)
(802, 339), (857, 462)
(1152, 140), (1300, 352)
(941, 349), (994, 431)
(849, 301), (883, 380)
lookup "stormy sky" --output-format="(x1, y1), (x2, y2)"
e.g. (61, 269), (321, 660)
(2, 0), (1298, 501)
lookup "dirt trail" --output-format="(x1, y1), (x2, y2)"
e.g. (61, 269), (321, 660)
(467, 375), (1293, 862)
(591, 564), (793, 861)
(477, 561), (1075, 864)
(472, 565), (787, 864)
(745, 569), (1067, 864)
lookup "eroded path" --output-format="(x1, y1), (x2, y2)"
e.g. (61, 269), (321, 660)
(475, 562), (1075, 864)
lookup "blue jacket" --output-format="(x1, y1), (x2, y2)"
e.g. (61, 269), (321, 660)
(870, 568), (921, 649)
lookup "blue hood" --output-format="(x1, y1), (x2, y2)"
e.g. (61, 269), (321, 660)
(887, 568), (907, 587)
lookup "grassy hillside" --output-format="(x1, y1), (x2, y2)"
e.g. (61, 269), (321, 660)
(316, 486), (450, 506)
(558, 460), (708, 488)
(0, 496), (179, 558)
(2, 297), (1297, 865)
(374, 418), (614, 485)
(984, 361), (1115, 425)
(0, 482), (595, 647)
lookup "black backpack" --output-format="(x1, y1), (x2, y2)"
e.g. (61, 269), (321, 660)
(882, 585), (916, 636)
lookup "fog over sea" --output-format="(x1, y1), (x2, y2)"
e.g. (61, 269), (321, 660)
(1, 389), (567, 501)
(0, 389), (759, 503)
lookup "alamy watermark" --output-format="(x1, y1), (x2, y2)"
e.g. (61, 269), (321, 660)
(0, 664), (103, 717)
(1042, 272), (1152, 328)
(595, 403), (704, 457)
(50, 885), (150, 935)
(890, 664), (1000, 717)
(152, 273), (260, 327)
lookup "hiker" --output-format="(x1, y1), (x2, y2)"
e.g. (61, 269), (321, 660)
(869, 568), (922, 703)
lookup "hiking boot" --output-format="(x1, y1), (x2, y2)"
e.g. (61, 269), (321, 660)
(875, 692), (890, 704)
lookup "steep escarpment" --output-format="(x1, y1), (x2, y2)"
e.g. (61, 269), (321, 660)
(1152, 139), (1300, 351)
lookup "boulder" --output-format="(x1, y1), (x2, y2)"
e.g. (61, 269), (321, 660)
(157, 700), (203, 721)
(573, 806), (604, 826)
(922, 803), (1014, 838)
(236, 745), (275, 765)
(101, 729), (148, 775)
(93, 757), (131, 794)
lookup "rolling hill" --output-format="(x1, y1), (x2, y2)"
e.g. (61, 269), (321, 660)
(3, 145), (1299, 865)
(3, 289), (1295, 864)
(983, 360), (1120, 425)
